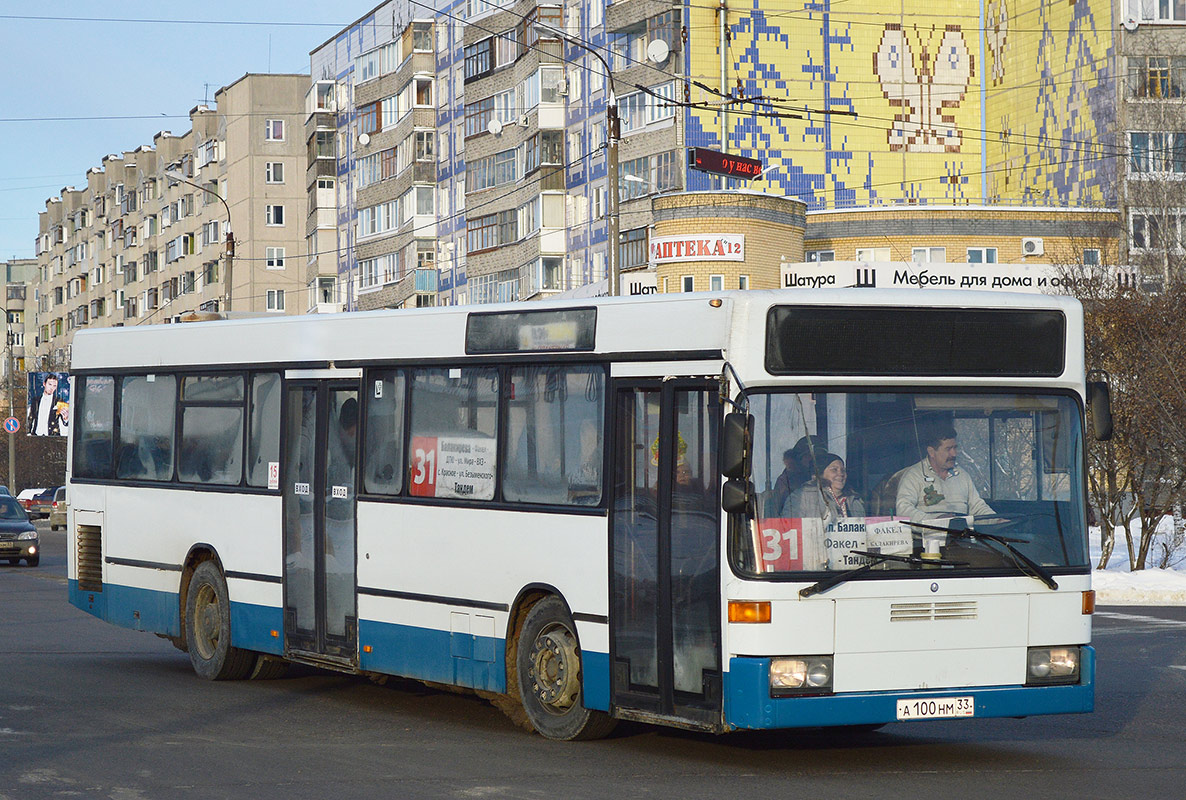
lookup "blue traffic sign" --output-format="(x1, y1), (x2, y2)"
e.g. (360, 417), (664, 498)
(4, 417), (19, 433)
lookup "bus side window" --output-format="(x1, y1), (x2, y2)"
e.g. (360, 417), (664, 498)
(407, 367), (499, 501)
(115, 374), (177, 481)
(74, 375), (115, 478)
(178, 375), (245, 485)
(503, 365), (605, 506)
(247, 372), (281, 487)
(363, 369), (406, 495)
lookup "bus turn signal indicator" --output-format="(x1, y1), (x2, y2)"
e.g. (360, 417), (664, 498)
(729, 601), (771, 623)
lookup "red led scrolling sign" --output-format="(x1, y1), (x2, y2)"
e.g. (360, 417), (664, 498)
(688, 147), (763, 179)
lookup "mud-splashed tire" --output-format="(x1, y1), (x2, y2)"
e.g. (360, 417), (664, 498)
(515, 596), (616, 741)
(185, 561), (255, 680)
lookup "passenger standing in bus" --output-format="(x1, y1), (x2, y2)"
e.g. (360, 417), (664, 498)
(766, 435), (826, 517)
(895, 425), (994, 522)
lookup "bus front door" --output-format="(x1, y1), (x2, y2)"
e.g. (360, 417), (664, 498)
(610, 381), (723, 728)
(282, 381), (360, 665)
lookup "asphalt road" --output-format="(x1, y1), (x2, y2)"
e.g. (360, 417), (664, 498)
(3, 524), (1185, 800)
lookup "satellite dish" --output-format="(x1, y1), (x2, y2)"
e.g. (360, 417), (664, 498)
(487, 118), (504, 136)
(647, 39), (670, 65)
(1122, 16), (1139, 32)
(358, 132), (370, 146)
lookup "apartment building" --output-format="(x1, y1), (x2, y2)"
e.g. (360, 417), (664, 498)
(311, 0), (1128, 304)
(310, 0), (683, 307)
(1, 258), (35, 381)
(32, 74), (308, 366)
(1116, 8), (1186, 283)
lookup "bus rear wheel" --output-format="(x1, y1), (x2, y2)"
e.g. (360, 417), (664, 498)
(185, 561), (254, 680)
(516, 596), (616, 741)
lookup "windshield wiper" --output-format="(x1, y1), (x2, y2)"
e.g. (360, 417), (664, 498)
(799, 550), (969, 598)
(907, 519), (1059, 590)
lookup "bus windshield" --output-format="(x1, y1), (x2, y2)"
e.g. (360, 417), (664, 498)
(735, 390), (1088, 577)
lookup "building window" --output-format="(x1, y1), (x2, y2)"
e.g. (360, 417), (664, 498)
(467, 213), (499, 253)
(806, 250), (835, 262)
(967, 247), (998, 263)
(1138, 2), (1186, 23)
(1129, 56), (1186, 99)
(266, 205), (285, 226)
(266, 247), (286, 269)
(739, 275), (749, 290)
(619, 228), (648, 269)
(265, 119), (285, 141)
(1129, 132), (1186, 175)
(855, 247), (890, 262)
(710, 275), (724, 291)
(1130, 210), (1186, 250)
(415, 77), (434, 107)
(682, 275), (694, 292)
(911, 247), (947, 263)
(266, 289), (286, 312)
(1083, 248), (1101, 266)
(359, 101), (381, 135)
(412, 21), (433, 52)
(415, 130), (435, 161)
(265, 162), (284, 184)
(464, 39), (492, 80)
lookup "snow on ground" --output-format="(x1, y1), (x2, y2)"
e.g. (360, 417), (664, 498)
(1091, 521), (1186, 606)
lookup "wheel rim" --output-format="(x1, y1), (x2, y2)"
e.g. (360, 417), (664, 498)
(528, 622), (582, 715)
(193, 583), (221, 660)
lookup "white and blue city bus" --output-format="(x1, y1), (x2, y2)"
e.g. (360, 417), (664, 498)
(66, 289), (1105, 739)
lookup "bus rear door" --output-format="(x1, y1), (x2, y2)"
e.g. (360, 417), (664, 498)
(282, 376), (360, 666)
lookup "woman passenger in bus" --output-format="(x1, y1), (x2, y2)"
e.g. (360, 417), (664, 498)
(783, 453), (866, 524)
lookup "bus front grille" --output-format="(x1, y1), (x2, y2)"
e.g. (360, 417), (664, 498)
(77, 524), (102, 592)
(890, 601), (978, 622)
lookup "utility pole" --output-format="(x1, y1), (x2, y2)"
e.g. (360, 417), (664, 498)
(607, 101), (621, 297)
(164, 170), (234, 313)
(7, 324), (15, 493)
(537, 24), (620, 295)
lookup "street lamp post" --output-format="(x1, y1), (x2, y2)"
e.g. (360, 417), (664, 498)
(537, 26), (620, 296)
(6, 324), (14, 493)
(164, 170), (235, 313)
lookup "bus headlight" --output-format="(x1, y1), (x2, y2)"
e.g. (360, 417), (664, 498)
(1026, 646), (1080, 685)
(770, 656), (833, 696)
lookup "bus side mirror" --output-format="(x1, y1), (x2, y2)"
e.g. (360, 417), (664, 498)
(721, 412), (753, 480)
(1087, 381), (1113, 441)
(721, 478), (752, 516)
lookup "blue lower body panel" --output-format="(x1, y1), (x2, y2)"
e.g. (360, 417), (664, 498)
(725, 646), (1095, 730)
(69, 579), (282, 655)
(68, 580), (612, 708)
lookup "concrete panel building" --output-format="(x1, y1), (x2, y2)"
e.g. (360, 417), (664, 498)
(32, 74), (308, 367)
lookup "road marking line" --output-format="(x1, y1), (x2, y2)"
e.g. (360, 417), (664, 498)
(1096, 611), (1186, 627)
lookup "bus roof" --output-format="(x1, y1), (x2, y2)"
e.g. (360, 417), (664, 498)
(69, 288), (1082, 373)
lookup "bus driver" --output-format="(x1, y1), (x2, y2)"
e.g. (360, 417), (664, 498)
(895, 425), (994, 522)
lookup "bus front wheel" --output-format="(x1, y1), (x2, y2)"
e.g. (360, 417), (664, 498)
(516, 596), (616, 741)
(185, 561), (255, 680)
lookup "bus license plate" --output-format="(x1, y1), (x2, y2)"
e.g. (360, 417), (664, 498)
(896, 696), (974, 721)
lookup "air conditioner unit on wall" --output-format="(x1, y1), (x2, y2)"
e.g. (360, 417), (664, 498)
(1022, 237), (1044, 256)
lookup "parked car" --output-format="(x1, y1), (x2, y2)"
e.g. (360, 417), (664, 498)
(26, 487), (58, 519)
(48, 486), (67, 531)
(0, 486), (9, 495)
(17, 488), (45, 513)
(0, 495), (38, 566)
